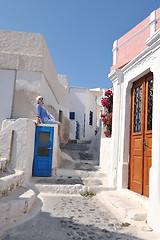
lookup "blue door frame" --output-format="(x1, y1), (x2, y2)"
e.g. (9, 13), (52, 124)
(33, 126), (54, 177)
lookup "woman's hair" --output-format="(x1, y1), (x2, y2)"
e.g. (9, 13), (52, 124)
(36, 96), (43, 104)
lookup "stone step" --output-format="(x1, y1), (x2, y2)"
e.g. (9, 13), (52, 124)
(60, 142), (91, 151)
(55, 168), (107, 179)
(0, 188), (37, 233)
(29, 174), (111, 195)
(97, 189), (148, 221)
(31, 182), (109, 195)
(0, 158), (8, 172)
(0, 170), (25, 198)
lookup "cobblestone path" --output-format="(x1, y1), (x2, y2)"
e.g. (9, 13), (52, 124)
(1, 141), (159, 240)
(1, 193), (153, 240)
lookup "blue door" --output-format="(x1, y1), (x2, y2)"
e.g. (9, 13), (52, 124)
(76, 121), (80, 139)
(33, 126), (54, 177)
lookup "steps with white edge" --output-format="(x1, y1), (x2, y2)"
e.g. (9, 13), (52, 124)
(0, 170), (25, 198)
(0, 158), (8, 172)
(0, 188), (37, 233)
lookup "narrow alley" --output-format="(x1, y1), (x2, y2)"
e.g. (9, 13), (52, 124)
(1, 141), (160, 240)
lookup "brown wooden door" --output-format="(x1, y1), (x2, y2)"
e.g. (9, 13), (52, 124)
(130, 73), (153, 197)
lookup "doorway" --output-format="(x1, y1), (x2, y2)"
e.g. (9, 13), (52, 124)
(33, 126), (54, 177)
(59, 110), (63, 123)
(130, 73), (153, 197)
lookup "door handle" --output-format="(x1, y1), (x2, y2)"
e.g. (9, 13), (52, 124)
(47, 147), (51, 150)
(143, 139), (148, 151)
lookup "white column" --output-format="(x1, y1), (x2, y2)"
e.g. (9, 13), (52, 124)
(112, 40), (118, 65)
(149, 10), (156, 37)
(108, 69), (124, 188)
(117, 80), (133, 189)
(148, 61), (160, 231)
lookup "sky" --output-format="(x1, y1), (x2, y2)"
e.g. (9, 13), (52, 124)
(0, 0), (159, 89)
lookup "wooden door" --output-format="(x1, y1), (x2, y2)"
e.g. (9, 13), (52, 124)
(130, 73), (153, 197)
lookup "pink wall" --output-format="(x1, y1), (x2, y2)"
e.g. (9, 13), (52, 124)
(111, 8), (160, 72)
(156, 8), (160, 31)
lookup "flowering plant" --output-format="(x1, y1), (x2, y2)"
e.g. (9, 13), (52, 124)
(101, 89), (113, 113)
(101, 98), (110, 109)
(101, 112), (112, 137)
(101, 89), (113, 137)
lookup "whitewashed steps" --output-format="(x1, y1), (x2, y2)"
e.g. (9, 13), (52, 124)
(0, 170), (25, 198)
(0, 158), (8, 172)
(0, 188), (37, 233)
(29, 173), (111, 195)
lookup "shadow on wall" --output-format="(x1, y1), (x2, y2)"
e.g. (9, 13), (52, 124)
(63, 117), (70, 141)
(12, 90), (38, 120)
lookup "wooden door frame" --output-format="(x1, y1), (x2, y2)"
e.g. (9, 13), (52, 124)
(129, 72), (153, 195)
(129, 76), (145, 193)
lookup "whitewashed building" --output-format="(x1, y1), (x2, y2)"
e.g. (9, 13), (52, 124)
(0, 30), (70, 230)
(69, 87), (97, 141)
(100, 8), (160, 231)
(0, 30), (70, 139)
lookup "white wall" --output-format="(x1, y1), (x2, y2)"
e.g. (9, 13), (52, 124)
(42, 37), (70, 116)
(85, 89), (97, 140)
(1, 119), (60, 180)
(0, 69), (15, 128)
(12, 70), (41, 120)
(69, 88), (86, 139)
(100, 137), (112, 174)
(104, 28), (160, 231)
(58, 74), (69, 88)
(1, 118), (35, 181)
(69, 120), (76, 140)
(0, 30), (70, 135)
(69, 87), (97, 141)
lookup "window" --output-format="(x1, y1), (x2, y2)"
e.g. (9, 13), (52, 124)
(70, 112), (75, 120)
(89, 111), (93, 126)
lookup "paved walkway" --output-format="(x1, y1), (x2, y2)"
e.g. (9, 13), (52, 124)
(1, 141), (160, 240)
(1, 192), (160, 240)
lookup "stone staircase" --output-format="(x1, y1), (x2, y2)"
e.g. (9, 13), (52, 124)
(0, 158), (37, 234)
(29, 168), (109, 195)
(29, 141), (149, 223)
(29, 141), (110, 195)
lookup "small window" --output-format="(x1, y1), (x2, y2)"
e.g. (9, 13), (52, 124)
(70, 112), (75, 120)
(89, 111), (93, 126)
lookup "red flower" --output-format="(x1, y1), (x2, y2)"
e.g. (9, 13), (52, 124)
(104, 89), (113, 97)
(101, 98), (110, 108)
(101, 110), (112, 137)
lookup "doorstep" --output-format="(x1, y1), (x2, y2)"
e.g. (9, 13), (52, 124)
(97, 189), (148, 221)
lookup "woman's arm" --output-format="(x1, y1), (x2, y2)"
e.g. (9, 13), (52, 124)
(36, 116), (40, 125)
(36, 104), (41, 125)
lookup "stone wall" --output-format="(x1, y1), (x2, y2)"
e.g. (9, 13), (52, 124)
(1, 119), (35, 181)
(0, 119), (61, 180)
(0, 69), (15, 129)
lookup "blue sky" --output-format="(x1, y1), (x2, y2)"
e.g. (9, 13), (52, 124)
(0, 0), (159, 89)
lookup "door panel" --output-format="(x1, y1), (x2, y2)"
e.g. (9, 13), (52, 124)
(130, 78), (144, 194)
(33, 126), (54, 177)
(130, 73), (153, 197)
(143, 76), (153, 196)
